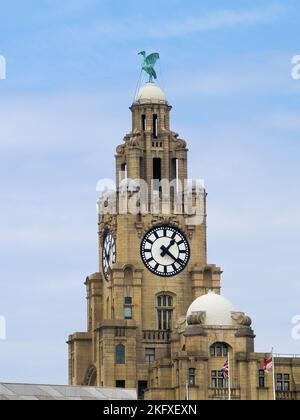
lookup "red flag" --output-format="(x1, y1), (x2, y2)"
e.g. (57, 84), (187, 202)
(263, 355), (273, 374)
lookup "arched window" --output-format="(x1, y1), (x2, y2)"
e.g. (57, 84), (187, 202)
(157, 294), (173, 331)
(83, 364), (97, 386)
(210, 342), (229, 358)
(116, 344), (125, 364)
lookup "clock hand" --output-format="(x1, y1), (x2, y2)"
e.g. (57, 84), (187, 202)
(160, 245), (177, 261)
(160, 239), (175, 257)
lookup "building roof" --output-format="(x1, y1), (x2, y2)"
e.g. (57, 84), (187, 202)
(0, 383), (137, 400)
(187, 290), (236, 326)
(135, 82), (167, 104)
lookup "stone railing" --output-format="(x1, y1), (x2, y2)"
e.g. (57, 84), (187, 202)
(208, 388), (240, 400)
(276, 391), (297, 400)
(142, 330), (171, 342)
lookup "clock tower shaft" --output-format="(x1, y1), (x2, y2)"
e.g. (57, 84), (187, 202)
(68, 81), (222, 395)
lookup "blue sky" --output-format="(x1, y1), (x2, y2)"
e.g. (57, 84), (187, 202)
(0, 0), (299, 384)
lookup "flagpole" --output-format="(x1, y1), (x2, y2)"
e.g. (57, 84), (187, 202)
(272, 348), (276, 401)
(228, 350), (231, 401)
(185, 380), (189, 401)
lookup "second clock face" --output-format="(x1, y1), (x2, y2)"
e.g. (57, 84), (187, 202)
(102, 231), (116, 281)
(141, 225), (190, 277)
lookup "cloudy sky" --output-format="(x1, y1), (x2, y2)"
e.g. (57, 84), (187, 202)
(0, 0), (299, 384)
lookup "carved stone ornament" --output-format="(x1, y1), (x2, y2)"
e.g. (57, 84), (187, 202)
(116, 144), (125, 155)
(99, 216), (117, 241)
(231, 311), (252, 327)
(187, 311), (206, 325)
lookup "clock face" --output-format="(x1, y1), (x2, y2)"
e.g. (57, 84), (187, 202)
(140, 225), (190, 277)
(102, 231), (116, 281)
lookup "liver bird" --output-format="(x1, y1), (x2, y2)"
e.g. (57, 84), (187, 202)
(138, 51), (160, 83)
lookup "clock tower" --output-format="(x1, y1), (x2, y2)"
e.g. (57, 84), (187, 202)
(68, 79), (222, 397)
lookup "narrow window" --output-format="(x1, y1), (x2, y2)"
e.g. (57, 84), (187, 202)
(142, 114), (146, 131)
(259, 370), (265, 388)
(153, 114), (158, 138)
(138, 381), (148, 400)
(116, 344), (125, 364)
(153, 158), (161, 181)
(124, 297), (133, 320)
(116, 380), (125, 388)
(120, 163), (127, 182)
(189, 368), (196, 386)
(157, 294), (173, 330)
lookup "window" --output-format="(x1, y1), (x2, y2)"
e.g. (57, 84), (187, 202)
(157, 294), (173, 331)
(145, 348), (155, 363)
(259, 370), (265, 388)
(153, 114), (158, 138)
(189, 368), (196, 386)
(124, 297), (133, 320)
(120, 163), (127, 181)
(116, 380), (125, 388)
(153, 158), (161, 181)
(141, 114), (146, 131)
(138, 381), (148, 400)
(210, 343), (229, 358)
(211, 371), (228, 389)
(116, 344), (125, 364)
(276, 373), (290, 392)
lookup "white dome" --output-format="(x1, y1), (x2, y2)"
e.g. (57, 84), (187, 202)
(187, 291), (236, 326)
(135, 82), (167, 103)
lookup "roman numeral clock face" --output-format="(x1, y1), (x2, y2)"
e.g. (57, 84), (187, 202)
(141, 226), (190, 277)
(102, 231), (116, 281)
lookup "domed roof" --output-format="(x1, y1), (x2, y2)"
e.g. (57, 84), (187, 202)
(135, 82), (167, 103)
(187, 291), (236, 326)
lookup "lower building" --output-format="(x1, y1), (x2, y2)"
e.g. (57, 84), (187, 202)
(0, 383), (137, 401)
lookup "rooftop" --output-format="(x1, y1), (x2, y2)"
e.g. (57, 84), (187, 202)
(0, 383), (137, 400)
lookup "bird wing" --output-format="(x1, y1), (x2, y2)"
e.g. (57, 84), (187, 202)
(146, 53), (160, 66)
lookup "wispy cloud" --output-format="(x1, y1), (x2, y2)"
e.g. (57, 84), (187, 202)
(94, 5), (283, 39)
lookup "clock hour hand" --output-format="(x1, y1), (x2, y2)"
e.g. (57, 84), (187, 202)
(160, 245), (177, 261)
(160, 239), (175, 257)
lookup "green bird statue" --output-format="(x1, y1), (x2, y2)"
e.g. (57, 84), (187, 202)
(138, 51), (160, 83)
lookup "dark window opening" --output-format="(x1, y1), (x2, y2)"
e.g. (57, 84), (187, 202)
(153, 114), (158, 138)
(124, 297), (132, 305)
(120, 163), (127, 182)
(116, 380), (125, 388)
(153, 158), (161, 181)
(138, 381), (148, 400)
